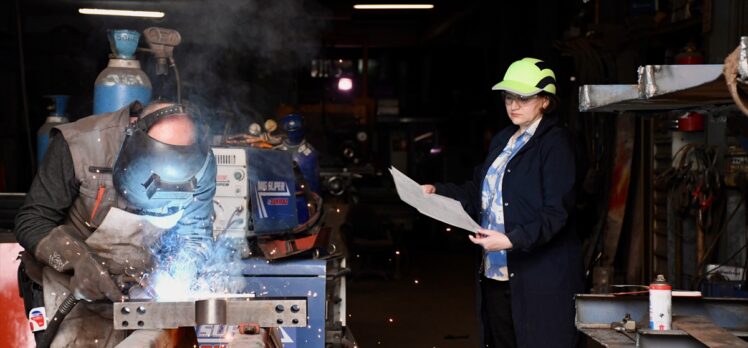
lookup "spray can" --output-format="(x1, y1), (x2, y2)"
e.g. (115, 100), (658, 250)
(93, 29), (151, 114)
(649, 274), (672, 330)
(37, 95), (70, 164)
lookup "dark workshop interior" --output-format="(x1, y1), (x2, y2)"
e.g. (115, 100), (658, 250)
(2, 0), (748, 347)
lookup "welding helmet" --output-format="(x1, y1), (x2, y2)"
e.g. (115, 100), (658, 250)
(113, 104), (210, 210)
(282, 114), (305, 145)
(491, 57), (557, 97)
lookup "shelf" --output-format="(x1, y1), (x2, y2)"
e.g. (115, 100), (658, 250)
(578, 37), (748, 112)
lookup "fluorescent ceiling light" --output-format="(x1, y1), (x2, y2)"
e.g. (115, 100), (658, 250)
(354, 4), (435, 10)
(79, 8), (165, 18)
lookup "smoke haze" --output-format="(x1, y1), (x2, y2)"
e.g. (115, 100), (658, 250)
(147, 0), (327, 136)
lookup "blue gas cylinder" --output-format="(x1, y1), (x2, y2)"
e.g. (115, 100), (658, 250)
(279, 114), (320, 224)
(37, 95), (70, 164)
(93, 29), (151, 114)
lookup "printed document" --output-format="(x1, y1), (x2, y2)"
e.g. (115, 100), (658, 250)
(389, 166), (480, 233)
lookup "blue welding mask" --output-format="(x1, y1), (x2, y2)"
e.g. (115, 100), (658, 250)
(113, 104), (210, 210)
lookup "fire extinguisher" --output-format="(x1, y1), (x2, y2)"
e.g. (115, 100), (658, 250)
(649, 274), (672, 330)
(675, 41), (704, 65)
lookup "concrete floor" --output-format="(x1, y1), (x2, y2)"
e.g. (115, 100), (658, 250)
(347, 240), (481, 347)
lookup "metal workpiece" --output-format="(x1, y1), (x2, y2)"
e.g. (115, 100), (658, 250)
(576, 37), (748, 113)
(113, 297), (307, 330)
(638, 65), (724, 99)
(579, 84), (639, 112)
(195, 298), (228, 324)
(579, 64), (732, 112)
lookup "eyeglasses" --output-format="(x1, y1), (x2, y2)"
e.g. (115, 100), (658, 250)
(502, 92), (539, 106)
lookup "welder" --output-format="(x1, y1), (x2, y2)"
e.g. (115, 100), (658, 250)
(14, 101), (217, 347)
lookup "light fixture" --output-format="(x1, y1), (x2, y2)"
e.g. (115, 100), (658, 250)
(353, 4), (434, 10)
(337, 77), (353, 92)
(79, 8), (165, 18)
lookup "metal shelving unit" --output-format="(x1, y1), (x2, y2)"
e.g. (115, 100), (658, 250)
(576, 37), (748, 347)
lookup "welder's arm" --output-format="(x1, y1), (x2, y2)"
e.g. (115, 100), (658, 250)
(14, 134), (123, 301)
(34, 225), (124, 301)
(14, 133), (78, 255)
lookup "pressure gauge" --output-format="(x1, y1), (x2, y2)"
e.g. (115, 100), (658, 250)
(356, 131), (368, 142)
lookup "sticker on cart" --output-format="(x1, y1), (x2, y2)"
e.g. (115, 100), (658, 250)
(29, 307), (48, 332)
(195, 324), (238, 347)
(279, 327), (296, 347)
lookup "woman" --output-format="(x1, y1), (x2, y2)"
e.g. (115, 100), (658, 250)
(423, 57), (583, 348)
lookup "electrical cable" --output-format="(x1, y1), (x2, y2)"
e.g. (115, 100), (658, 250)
(221, 206), (244, 232)
(36, 294), (79, 348)
(691, 196), (744, 289)
(658, 143), (728, 290)
(703, 242), (748, 278)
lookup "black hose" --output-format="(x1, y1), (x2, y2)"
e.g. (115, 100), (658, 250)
(169, 57), (181, 104)
(37, 294), (80, 348)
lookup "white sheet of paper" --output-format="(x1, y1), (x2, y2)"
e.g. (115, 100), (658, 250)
(389, 166), (481, 233)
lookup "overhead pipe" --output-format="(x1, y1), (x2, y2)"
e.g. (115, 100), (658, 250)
(13, 0), (35, 174)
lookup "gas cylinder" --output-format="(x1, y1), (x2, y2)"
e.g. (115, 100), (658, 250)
(280, 114), (320, 193)
(649, 274), (672, 330)
(37, 95), (70, 164)
(279, 114), (320, 224)
(93, 29), (151, 114)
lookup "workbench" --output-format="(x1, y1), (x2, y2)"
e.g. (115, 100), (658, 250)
(576, 294), (748, 347)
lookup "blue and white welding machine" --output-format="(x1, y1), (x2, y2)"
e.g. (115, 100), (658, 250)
(211, 146), (326, 347)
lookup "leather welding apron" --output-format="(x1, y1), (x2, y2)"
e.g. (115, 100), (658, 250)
(43, 207), (182, 348)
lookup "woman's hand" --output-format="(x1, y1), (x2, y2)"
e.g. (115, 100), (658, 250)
(421, 184), (436, 194)
(469, 228), (513, 251)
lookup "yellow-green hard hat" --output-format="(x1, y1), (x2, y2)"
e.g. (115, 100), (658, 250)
(492, 57), (556, 97)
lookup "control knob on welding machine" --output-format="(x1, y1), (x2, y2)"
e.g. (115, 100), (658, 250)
(278, 114), (319, 224)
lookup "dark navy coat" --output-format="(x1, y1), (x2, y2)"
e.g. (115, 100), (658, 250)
(435, 115), (583, 348)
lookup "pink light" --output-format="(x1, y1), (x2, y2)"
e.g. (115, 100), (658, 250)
(338, 77), (353, 91)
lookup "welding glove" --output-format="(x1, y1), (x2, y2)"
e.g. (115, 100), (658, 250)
(34, 225), (125, 302)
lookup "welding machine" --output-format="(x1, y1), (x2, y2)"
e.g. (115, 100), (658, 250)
(211, 146), (328, 347)
(212, 147), (298, 240)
